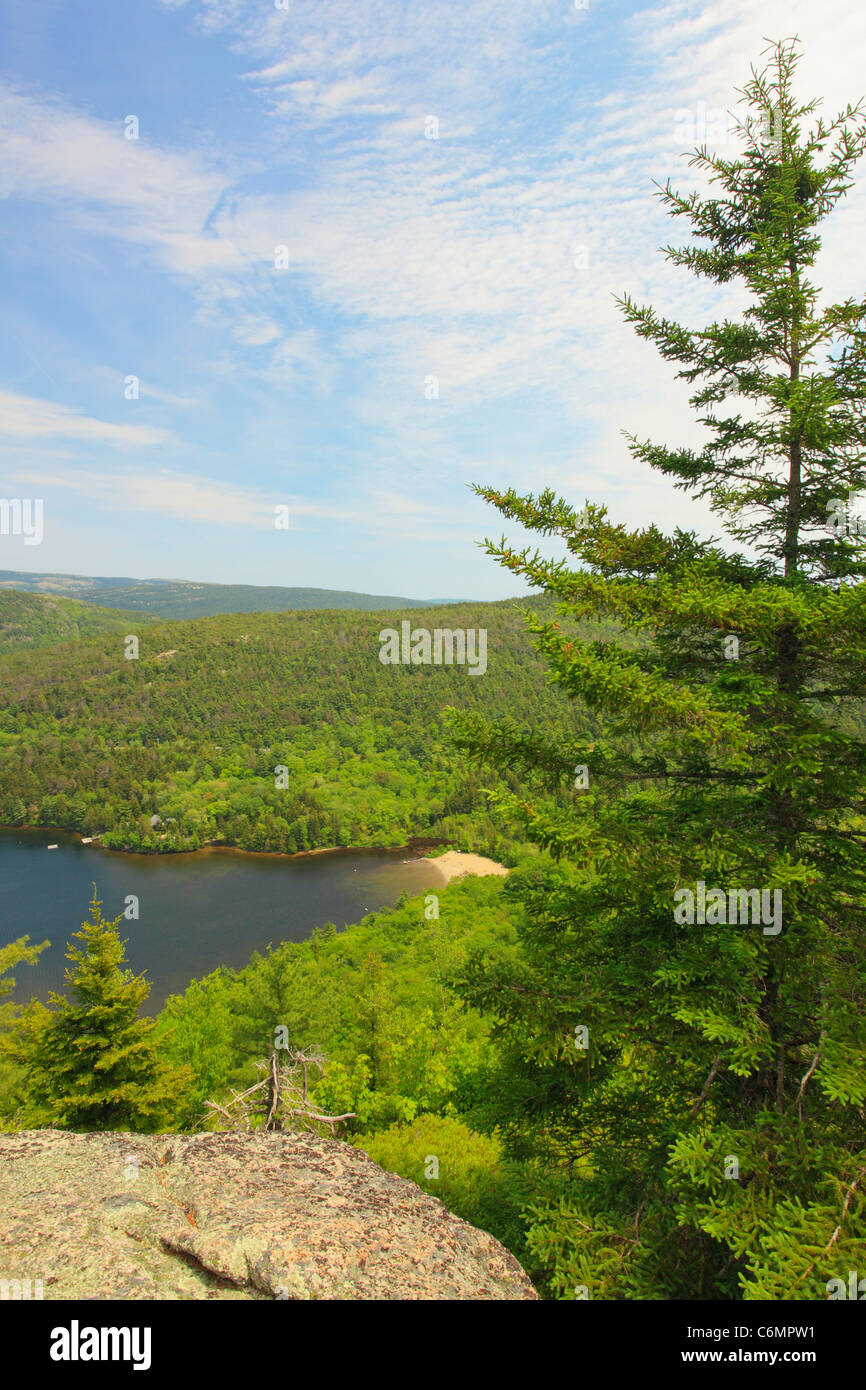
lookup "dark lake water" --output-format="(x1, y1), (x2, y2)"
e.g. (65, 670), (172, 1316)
(0, 828), (447, 1014)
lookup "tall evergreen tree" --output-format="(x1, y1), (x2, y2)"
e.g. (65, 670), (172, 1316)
(449, 38), (866, 1300)
(4, 887), (187, 1131)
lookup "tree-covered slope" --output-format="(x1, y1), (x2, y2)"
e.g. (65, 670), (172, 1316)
(0, 598), (604, 853)
(155, 871), (519, 1124)
(0, 590), (156, 651)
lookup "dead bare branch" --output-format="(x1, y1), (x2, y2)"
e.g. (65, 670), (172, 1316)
(203, 1045), (356, 1136)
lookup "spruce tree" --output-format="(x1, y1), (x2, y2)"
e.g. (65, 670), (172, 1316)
(449, 38), (866, 1300)
(4, 886), (187, 1131)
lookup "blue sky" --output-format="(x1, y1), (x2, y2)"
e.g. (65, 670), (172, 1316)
(1, 0), (864, 599)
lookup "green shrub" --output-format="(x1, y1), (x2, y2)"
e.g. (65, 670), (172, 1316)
(354, 1113), (534, 1266)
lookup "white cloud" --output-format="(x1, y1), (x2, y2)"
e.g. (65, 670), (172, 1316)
(233, 316), (281, 346)
(6, 459), (488, 544)
(272, 73), (401, 120)
(140, 385), (200, 409)
(0, 83), (240, 278)
(15, 466), (276, 527)
(0, 390), (173, 446)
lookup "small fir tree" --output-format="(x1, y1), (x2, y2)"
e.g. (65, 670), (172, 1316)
(4, 886), (187, 1132)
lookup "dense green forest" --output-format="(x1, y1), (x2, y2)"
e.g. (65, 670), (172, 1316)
(0, 595), (611, 856)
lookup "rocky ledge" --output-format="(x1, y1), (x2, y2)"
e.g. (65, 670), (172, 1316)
(0, 1129), (537, 1300)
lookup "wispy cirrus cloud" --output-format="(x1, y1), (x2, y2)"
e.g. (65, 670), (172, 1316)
(14, 466), (274, 527)
(0, 82), (239, 279)
(0, 389), (174, 446)
(9, 460), (480, 543)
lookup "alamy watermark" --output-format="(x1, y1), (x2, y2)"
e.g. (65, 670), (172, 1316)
(50, 1321), (151, 1371)
(378, 620), (487, 675)
(826, 1270), (866, 1300)
(0, 497), (43, 545)
(674, 881), (782, 936)
(826, 495), (865, 539)
(1, 1275), (44, 1299)
(672, 103), (781, 153)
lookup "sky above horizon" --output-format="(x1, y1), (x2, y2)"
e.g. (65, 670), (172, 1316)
(1, 0), (865, 599)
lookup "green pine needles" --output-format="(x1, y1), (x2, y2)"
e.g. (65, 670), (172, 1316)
(3, 886), (187, 1132)
(449, 38), (866, 1300)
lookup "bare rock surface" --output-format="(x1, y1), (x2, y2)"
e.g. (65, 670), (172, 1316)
(0, 1129), (538, 1300)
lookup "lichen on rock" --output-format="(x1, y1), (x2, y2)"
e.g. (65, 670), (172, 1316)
(0, 1129), (538, 1300)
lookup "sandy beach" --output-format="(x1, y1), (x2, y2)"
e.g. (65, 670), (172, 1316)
(418, 850), (509, 885)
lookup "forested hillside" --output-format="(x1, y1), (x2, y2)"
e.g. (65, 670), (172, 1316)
(0, 597), (608, 854)
(0, 591), (155, 650)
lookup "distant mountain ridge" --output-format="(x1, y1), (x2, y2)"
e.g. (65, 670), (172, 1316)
(0, 570), (460, 620)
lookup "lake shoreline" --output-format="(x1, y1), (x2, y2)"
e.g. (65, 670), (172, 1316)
(0, 824), (451, 865)
(2, 824), (510, 883)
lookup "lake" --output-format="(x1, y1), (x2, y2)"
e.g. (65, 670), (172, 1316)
(0, 828), (448, 1014)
